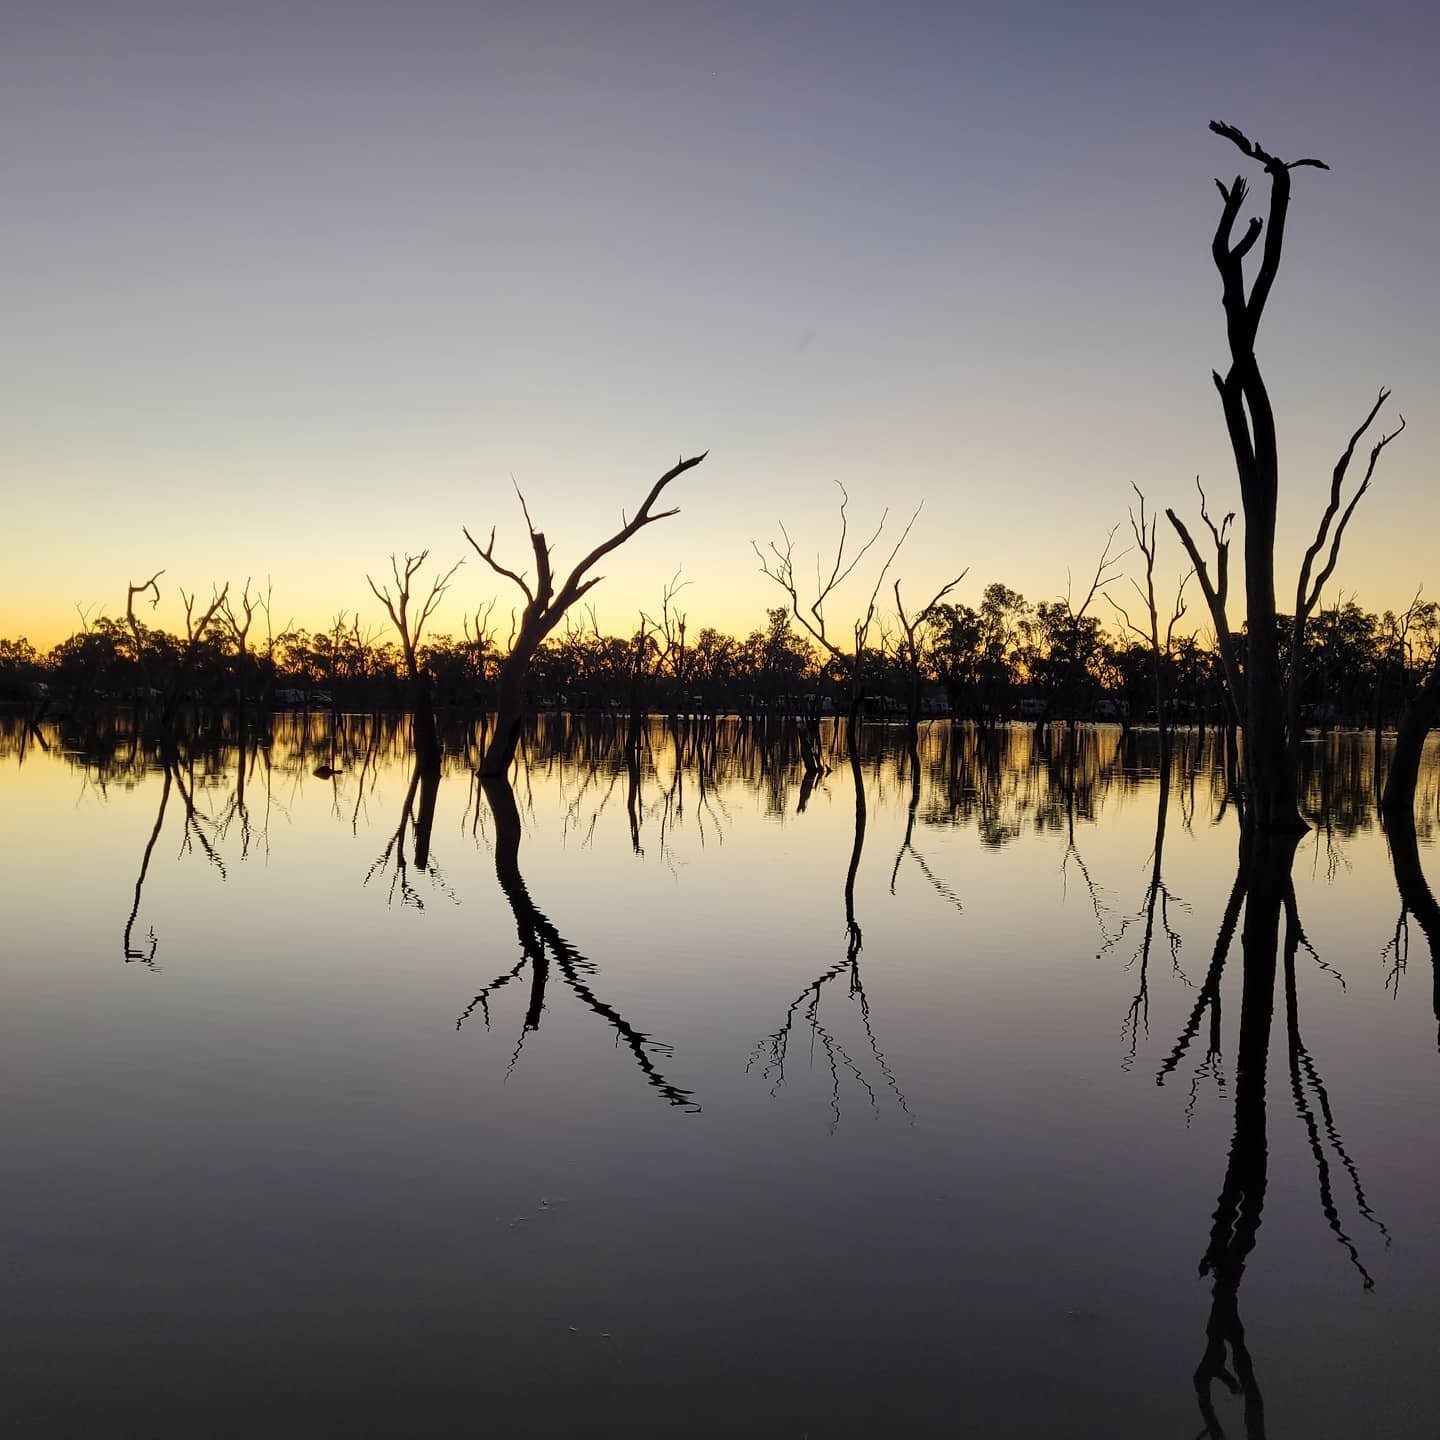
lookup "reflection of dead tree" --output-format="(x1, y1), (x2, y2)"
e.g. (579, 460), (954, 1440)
(1172, 833), (1386, 1438)
(172, 761), (227, 879)
(459, 776), (695, 1109)
(216, 744), (256, 861)
(1385, 811), (1440, 1049)
(122, 766), (173, 965)
(1280, 890), (1389, 1288)
(1100, 768), (1190, 1069)
(1061, 832), (1115, 942)
(889, 742), (964, 913)
(363, 763), (445, 909)
(748, 746), (910, 1129)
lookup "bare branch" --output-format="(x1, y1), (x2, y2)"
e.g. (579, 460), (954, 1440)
(1296, 390), (1405, 622)
(125, 570), (165, 627)
(463, 524), (534, 604)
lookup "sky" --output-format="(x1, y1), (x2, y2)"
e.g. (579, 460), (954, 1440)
(3, 0), (1438, 647)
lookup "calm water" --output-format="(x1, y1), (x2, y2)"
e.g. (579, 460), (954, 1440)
(3, 715), (1439, 1438)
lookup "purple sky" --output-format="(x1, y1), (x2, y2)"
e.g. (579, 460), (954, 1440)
(4, 0), (1438, 642)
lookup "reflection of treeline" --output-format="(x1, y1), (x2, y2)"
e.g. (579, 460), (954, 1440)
(11, 711), (1431, 847)
(4, 587), (1437, 726)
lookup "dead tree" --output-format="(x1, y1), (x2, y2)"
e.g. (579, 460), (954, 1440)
(1109, 485), (1192, 773)
(465, 452), (708, 777)
(1167, 121), (1405, 832)
(893, 569), (967, 738)
(1382, 651), (1440, 822)
(755, 484), (919, 762)
(1056, 525), (1127, 726)
(644, 568), (694, 713)
(220, 579), (259, 711)
(124, 570), (165, 701)
(124, 571), (229, 718)
(365, 550), (462, 774)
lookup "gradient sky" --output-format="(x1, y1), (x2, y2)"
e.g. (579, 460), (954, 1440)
(3, 0), (1438, 647)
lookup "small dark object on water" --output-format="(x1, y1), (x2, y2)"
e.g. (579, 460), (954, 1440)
(313, 764), (342, 779)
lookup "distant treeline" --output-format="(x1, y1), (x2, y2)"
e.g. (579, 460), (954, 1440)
(2, 583), (1436, 727)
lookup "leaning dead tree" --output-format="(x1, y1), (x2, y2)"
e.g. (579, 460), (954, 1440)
(366, 550), (462, 773)
(1167, 121), (1405, 832)
(465, 451), (708, 777)
(754, 483), (920, 761)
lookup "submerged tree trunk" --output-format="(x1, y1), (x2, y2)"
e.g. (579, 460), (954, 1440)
(481, 637), (539, 777)
(1382, 656), (1440, 822)
(411, 674), (442, 776)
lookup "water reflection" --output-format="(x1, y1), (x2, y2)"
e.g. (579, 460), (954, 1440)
(749, 731), (911, 1128)
(1386, 810), (1440, 1048)
(365, 763), (447, 908)
(460, 774), (697, 1110)
(3, 712), (1440, 1435)
(1177, 832), (1391, 1439)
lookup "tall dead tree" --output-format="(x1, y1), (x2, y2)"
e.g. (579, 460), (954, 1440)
(220, 579), (259, 711)
(755, 483), (919, 762)
(124, 569), (165, 699)
(893, 569), (967, 737)
(465, 452), (707, 777)
(1167, 121), (1404, 832)
(366, 550), (462, 774)
(1109, 485), (1192, 773)
(1056, 525), (1127, 726)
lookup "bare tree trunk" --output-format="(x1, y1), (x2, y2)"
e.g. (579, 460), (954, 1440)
(484, 639), (538, 777)
(470, 454), (707, 779)
(1168, 123), (1401, 834)
(1382, 655), (1440, 821)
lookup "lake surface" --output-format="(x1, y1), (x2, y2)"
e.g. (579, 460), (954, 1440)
(3, 714), (1439, 1438)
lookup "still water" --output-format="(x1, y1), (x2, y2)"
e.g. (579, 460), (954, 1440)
(2, 715), (1438, 1438)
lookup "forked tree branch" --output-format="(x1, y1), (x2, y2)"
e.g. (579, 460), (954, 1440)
(1295, 391), (1406, 624)
(1167, 479), (1244, 714)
